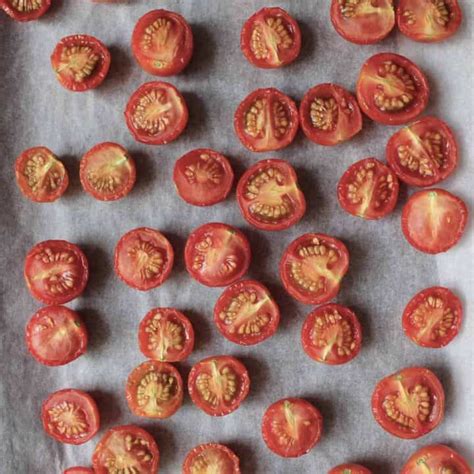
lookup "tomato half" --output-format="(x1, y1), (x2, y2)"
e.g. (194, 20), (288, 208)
(15, 146), (69, 203)
(261, 398), (323, 458)
(337, 157), (399, 220)
(401, 189), (468, 254)
(138, 307), (194, 362)
(64, 468), (94, 474)
(114, 227), (174, 291)
(41, 389), (100, 445)
(51, 35), (111, 92)
(80, 142), (136, 201)
(371, 367), (445, 439)
(184, 223), (251, 287)
(188, 355), (250, 416)
(24, 240), (89, 305)
(234, 88), (299, 152)
(131, 9), (193, 76)
(173, 149), (234, 206)
(356, 53), (429, 125)
(329, 464), (372, 474)
(280, 233), (350, 305)
(183, 443), (241, 474)
(125, 81), (188, 145)
(1, 0), (51, 21)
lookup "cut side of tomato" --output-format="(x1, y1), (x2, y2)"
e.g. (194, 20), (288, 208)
(64, 468), (94, 474)
(183, 443), (241, 474)
(1, 0), (51, 21)
(329, 464), (372, 474)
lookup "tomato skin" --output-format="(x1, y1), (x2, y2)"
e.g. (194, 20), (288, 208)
(64, 468), (94, 474)
(183, 443), (241, 474)
(1, 0), (51, 21)
(329, 464), (372, 474)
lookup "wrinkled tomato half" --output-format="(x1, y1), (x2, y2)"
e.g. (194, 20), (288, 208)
(24, 240), (89, 305)
(183, 443), (241, 474)
(329, 464), (372, 474)
(371, 367), (445, 439)
(337, 157), (399, 220)
(41, 389), (100, 445)
(356, 53), (429, 125)
(401, 189), (468, 254)
(51, 35), (111, 92)
(261, 398), (323, 458)
(114, 227), (174, 291)
(234, 88), (299, 152)
(188, 355), (250, 416)
(64, 468), (94, 474)
(1, 0), (51, 21)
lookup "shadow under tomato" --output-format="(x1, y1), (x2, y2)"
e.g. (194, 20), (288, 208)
(45, 0), (63, 19)
(141, 423), (177, 470)
(182, 91), (208, 143)
(162, 231), (187, 276)
(58, 154), (82, 201)
(181, 308), (213, 355)
(236, 355), (270, 402)
(358, 458), (392, 473)
(78, 306), (110, 353)
(88, 389), (123, 429)
(299, 394), (336, 440)
(100, 45), (134, 94)
(226, 440), (258, 473)
(128, 149), (158, 198)
(80, 243), (111, 296)
(296, 19), (317, 68)
(185, 23), (216, 77)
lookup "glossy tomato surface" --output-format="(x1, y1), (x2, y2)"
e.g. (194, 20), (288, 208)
(183, 443), (241, 474)
(329, 464), (372, 474)
(64, 468), (94, 474)
(1, 0), (51, 21)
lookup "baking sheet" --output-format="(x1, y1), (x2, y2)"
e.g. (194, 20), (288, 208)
(0, 1), (473, 473)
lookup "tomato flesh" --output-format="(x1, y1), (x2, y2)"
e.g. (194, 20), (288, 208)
(1, 0), (51, 21)
(183, 443), (241, 474)
(329, 464), (372, 474)
(64, 468), (94, 474)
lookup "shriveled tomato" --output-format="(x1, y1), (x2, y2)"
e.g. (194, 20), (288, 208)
(183, 443), (240, 474)
(24, 240), (89, 305)
(337, 157), (399, 220)
(356, 53), (429, 125)
(188, 355), (250, 416)
(1, 0), (51, 21)
(401, 189), (468, 254)
(173, 149), (234, 206)
(114, 227), (174, 291)
(329, 464), (372, 474)
(184, 223), (251, 287)
(64, 468), (94, 474)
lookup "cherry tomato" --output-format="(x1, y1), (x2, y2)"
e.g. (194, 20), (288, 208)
(329, 464), (372, 474)
(184, 223), (251, 287)
(64, 468), (94, 474)
(401, 189), (468, 254)
(261, 398), (323, 458)
(280, 233), (350, 305)
(24, 240), (89, 305)
(114, 227), (174, 291)
(132, 9), (193, 76)
(1, 0), (51, 21)
(337, 157), (399, 220)
(236, 159), (306, 231)
(124, 81), (188, 145)
(188, 355), (250, 416)
(173, 149), (234, 206)
(234, 88), (299, 152)
(183, 443), (241, 474)
(41, 389), (100, 445)
(356, 53), (429, 125)
(138, 308), (194, 362)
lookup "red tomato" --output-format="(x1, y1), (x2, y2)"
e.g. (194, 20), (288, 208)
(173, 149), (234, 206)
(371, 367), (445, 439)
(64, 468), (94, 474)
(234, 88), (299, 152)
(80, 142), (136, 201)
(240, 7), (301, 69)
(280, 233), (350, 305)
(356, 53), (429, 125)
(15, 146), (69, 203)
(261, 398), (323, 458)
(337, 157), (399, 220)
(184, 223), (251, 287)
(236, 159), (306, 231)
(24, 240), (89, 305)
(114, 227), (174, 291)
(401, 189), (468, 254)
(1, 0), (50, 21)
(41, 389), (100, 445)
(124, 81), (188, 145)
(299, 83), (363, 146)
(138, 308), (194, 362)
(386, 116), (458, 187)
(51, 35), (111, 92)
(188, 355), (250, 416)
(329, 464), (372, 474)
(183, 443), (240, 474)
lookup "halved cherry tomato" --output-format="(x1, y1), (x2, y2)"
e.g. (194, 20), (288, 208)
(64, 468), (94, 474)
(401, 189), (468, 254)
(183, 443), (241, 474)
(138, 307), (194, 362)
(24, 240), (89, 305)
(173, 149), (234, 206)
(261, 398), (323, 458)
(234, 88), (299, 152)
(240, 7), (301, 69)
(114, 227), (174, 291)
(356, 53), (429, 125)
(280, 233), (349, 305)
(236, 159), (306, 231)
(80, 142), (136, 201)
(15, 147), (69, 203)
(41, 389), (100, 445)
(299, 83), (363, 146)
(1, 0), (51, 21)
(329, 464), (372, 474)
(386, 117), (458, 187)
(371, 367), (445, 439)
(51, 35), (111, 92)
(125, 81), (188, 145)
(131, 9), (193, 76)
(337, 157), (399, 220)
(188, 355), (250, 416)
(184, 223), (251, 287)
